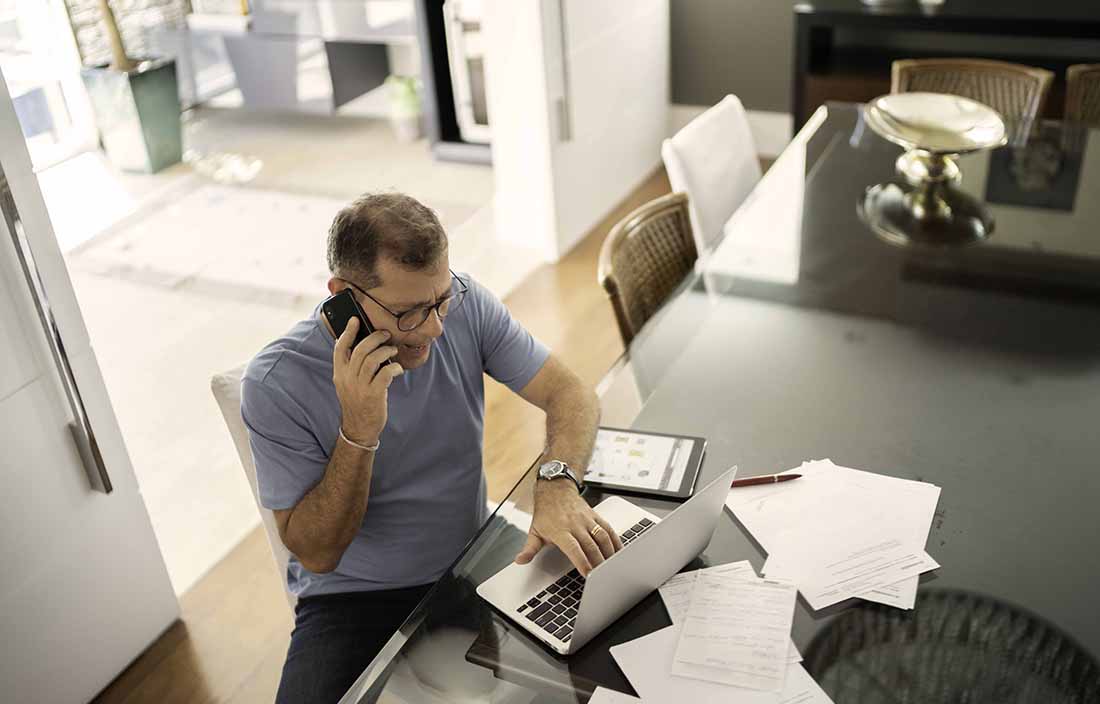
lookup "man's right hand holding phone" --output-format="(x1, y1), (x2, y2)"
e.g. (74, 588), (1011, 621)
(272, 317), (403, 575)
(333, 317), (404, 446)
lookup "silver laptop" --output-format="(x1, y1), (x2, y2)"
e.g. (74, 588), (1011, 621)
(477, 465), (737, 655)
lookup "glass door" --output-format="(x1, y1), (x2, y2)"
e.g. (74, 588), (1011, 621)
(0, 0), (98, 171)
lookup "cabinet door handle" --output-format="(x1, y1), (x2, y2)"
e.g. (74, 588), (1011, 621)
(1, 168), (112, 493)
(556, 96), (571, 142)
(553, 0), (572, 143)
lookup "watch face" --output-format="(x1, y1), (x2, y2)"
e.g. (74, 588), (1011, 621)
(539, 461), (564, 479)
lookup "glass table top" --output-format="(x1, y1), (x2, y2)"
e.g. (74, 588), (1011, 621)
(340, 103), (1100, 703)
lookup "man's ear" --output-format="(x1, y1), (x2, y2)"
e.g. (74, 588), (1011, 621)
(326, 277), (345, 295)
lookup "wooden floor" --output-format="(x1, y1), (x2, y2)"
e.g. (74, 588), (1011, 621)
(93, 168), (672, 704)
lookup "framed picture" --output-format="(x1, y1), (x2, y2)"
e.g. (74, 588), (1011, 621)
(985, 124), (1088, 212)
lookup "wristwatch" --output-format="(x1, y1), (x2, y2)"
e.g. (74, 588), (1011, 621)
(537, 460), (584, 494)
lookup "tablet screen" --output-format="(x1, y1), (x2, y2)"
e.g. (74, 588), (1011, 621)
(587, 428), (699, 493)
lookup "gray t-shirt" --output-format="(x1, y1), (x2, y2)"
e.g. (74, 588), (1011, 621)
(241, 276), (549, 598)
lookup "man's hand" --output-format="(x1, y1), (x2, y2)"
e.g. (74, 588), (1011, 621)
(515, 480), (623, 576)
(333, 318), (404, 445)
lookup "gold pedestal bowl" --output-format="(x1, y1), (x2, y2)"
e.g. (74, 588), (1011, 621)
(859, 92), (1007, 247)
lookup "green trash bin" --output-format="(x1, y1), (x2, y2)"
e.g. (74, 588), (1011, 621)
(81, 57), (183, 174)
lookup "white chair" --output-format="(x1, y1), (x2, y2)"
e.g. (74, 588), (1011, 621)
(211, 365), (296, 608)
(662, 94), (762, 257)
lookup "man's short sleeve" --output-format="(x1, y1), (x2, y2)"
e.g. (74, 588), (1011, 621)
(470, 278), (550, 392)
(240, 377), (328, 510)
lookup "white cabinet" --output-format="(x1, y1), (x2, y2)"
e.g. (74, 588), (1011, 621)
(0, 68), (178, 702)
(484, 0), (669, 261)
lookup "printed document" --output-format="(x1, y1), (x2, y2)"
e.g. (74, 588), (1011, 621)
(725, 459), (941, 610)
(672, 573), (798, 691)
(659, 561), (801, 663)
(611, 626), (833, 704)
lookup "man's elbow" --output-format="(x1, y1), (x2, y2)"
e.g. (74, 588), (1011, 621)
(285, 538), (344, 574)
(296, 549), (342, 574)
(300, 556), (339, 574)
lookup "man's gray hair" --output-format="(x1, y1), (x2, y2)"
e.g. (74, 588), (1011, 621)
(326, 192), (448, 288)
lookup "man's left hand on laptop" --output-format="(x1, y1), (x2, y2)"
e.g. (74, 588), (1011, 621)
(516, 479), (623, 576)
(511, 356), (623, 576)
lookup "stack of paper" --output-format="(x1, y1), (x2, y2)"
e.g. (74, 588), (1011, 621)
(608, 560), (833, 703)
(724, 459), (941, 610)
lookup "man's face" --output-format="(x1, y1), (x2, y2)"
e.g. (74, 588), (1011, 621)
(328, 256), (452, 370)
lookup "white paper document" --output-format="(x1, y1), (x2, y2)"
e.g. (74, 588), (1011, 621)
(658, 560), (756, 623)
(672, 573), (798, 691)
(725, 459), (941, 611)
(611, 626), (832, 704)
(859, 574), (920, 609)
(727, 461), (940, 556)
(725, 462), (846, 554)
(588, 686), (642, 703)
(659, 562), (802, 664)
(781, 666), (833, 704)
(764, 536), (939, 611)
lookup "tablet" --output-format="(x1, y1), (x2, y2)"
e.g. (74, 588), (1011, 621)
(584, 427), (707, 500)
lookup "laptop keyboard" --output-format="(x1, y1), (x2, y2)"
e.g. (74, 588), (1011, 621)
(516, 517), (656, 642)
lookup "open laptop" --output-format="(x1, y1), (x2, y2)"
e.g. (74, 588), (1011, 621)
(477, 465), (737, 655)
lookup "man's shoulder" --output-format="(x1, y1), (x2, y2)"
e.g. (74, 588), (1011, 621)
(456, 274), (509, 325)
(461, 273), (495, 306)
(243, 308), (330, 397)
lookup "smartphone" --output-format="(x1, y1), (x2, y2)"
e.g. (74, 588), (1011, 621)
(321, 289), (392, 364)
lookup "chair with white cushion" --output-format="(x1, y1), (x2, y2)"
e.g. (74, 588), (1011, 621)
(211, 365), (296, 607)
(662, 94), (762, 257)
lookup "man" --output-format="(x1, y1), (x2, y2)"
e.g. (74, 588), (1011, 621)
(241, 192), (619, 702)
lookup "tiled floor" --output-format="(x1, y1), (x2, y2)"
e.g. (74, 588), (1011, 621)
(44, 106), (540, 594)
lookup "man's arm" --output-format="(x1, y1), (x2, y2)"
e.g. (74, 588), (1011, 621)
(273, 319), (402, 573)
(512, 355), (623, 575)
(273, 439), (376, 574)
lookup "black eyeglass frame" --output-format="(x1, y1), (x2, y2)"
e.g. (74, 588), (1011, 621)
(344, 269), (468, 332)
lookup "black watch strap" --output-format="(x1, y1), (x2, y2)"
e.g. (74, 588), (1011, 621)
(559, 466), (584, 494)
(539, 460), (584, 494)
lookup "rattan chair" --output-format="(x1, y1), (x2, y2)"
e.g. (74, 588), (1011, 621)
(598, 192), (697, 346)
(1066, 64), (1100, 126)
(891, 58), (1054, 124)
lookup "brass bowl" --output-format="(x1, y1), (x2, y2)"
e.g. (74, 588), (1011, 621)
(860, 93), (1007, 247)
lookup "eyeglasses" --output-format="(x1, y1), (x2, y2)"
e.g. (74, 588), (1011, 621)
(345, 270), (469, 332)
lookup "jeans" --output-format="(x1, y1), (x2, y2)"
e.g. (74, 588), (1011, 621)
(275, 584), (433, 704)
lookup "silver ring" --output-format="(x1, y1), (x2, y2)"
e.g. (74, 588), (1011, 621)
(589, 524), (605, 538)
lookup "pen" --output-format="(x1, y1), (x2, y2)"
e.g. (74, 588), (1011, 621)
(731, 473), (802, 488)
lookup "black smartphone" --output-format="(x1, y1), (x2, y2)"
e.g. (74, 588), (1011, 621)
(321, 288), (392, 364)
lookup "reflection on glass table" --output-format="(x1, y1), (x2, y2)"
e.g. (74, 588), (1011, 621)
(805, 590), (1100, 703)
(340, 102), (1100, 703)
(702, 103), (1100, 314)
